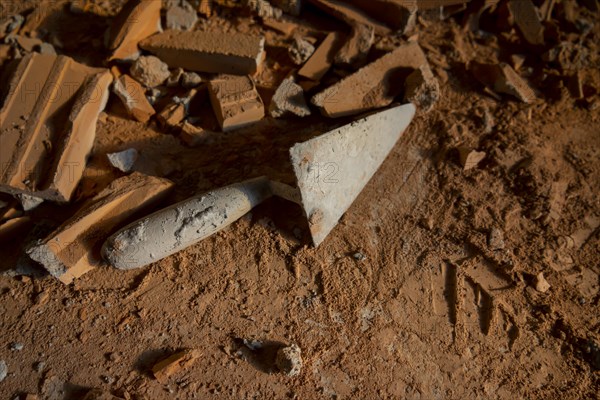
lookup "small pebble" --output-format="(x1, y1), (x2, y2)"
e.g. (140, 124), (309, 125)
(9, 342), (23, 351)
(534, 272), (551, 293)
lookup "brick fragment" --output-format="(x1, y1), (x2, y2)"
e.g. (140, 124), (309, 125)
(0, 216), (31, 242)
(269, 75), (311, 118)
(344, 0), (417, 33)
(208, 75), (265, 131)
(113, 75), (156, 123)
(106, 0), (162, 61)
(140, 30), (265, 75)
(298, 32), (341, 81)
(0, 53), (112, 202)
(180, 122), (213, 147)
(152, 349), (201, 384)
(508, 0), (544, 46)
(334, 24), (374, 68)
(308, 0), (392, 34)
(262, 19), (297, 36)
(27, 173), (174, 284)
(404, 66), (440, 113)
(457, 147), (486, 170)
(471, 62), (536, 103)
(289, 36), (315, 65)
(311, 42), (430, 117)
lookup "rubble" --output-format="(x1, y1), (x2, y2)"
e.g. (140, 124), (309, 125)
(404, 66), (440, 113)
(0, 216), (31, 241)
(141, 30), (265, 75)
(312, 41), (430, 117)
(166, 68), (185, 87)
(157, 89), (198, 129)
(113, 75), (156, 123)
(208, 75), (265, 131)
(471, 62), (537, 103)
(130, 55), (171, 88)
(181, 71), (203, 88)
(269, 75), (311, 118)
(165, 0), (198, 31)
(107, 149), (139, 173)
(534, 272), (551, 293)
(17, 194), (44, 211)
(262, 18), (297, 36)
(298, 32), (341, 81)
(352, 0), (420, 33)
(334, 24), (374, 68)
(27, 173), (174, 285)
(243, 0), (283, 19)
(276, 344), (303, 376)
(152, 349), (201, 384)
(508, 0), (544, 46)
(0, 14), (24, 40)
(271, 0), (303, 16)
(106, 0), (162, 61)
(457, 147), (486, 170)
(308, 0), (391, 34)
(289, 36), (316, 65)
(180, 122), (213, 147)
(158, 103), (186, 129)
(0, 53), (112, 202)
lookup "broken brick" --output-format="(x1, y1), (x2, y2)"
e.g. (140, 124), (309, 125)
(208, 75), (265, 131)
(289, 36), (316, 65)
(0, 53), (112, 202)
(457, 147), (486, 170)
(113, 74), (156, 123)
(0, 216), (31, 242)
(140, 30), (265, 76)
(152, 349), (201, 384)
(106, 0), (162, 61)
(27, 173), (174, 285)
(471, 62), (536, 103)
(158, 103), (186, 129)
(404, 66), (440, 113)
(345, 0), (417, 33)
(308, 0), (392, 34)
(298, 32), (341, 81)
(507, 0), (544, 46)
(262, 18), (297, 36)
(312, 41), (430, 117)
(270, 0), (303, 16)
(334, 24), (374, 68)
(179, 122), (213, 147)
(269, 75), (311, 118)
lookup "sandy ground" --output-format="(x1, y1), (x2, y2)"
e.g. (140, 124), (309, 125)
(0, 0), (598, 399)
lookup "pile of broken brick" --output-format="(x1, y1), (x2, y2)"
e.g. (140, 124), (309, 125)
(0, 0), (598, 291)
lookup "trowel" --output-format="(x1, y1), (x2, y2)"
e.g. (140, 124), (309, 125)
(102, 103), (416, 270)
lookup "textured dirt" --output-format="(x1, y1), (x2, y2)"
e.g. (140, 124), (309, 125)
(0, 1), (598, 399)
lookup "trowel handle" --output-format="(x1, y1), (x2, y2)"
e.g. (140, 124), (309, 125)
(102, 176), (272, 270)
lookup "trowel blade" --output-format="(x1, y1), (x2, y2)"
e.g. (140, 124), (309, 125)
(289, 103), (416, 246)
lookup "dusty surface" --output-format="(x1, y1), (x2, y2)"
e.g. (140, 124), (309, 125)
(0, 0), (599, 399)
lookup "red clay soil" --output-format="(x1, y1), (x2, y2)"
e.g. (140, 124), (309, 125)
(0, 0), (598, 399)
